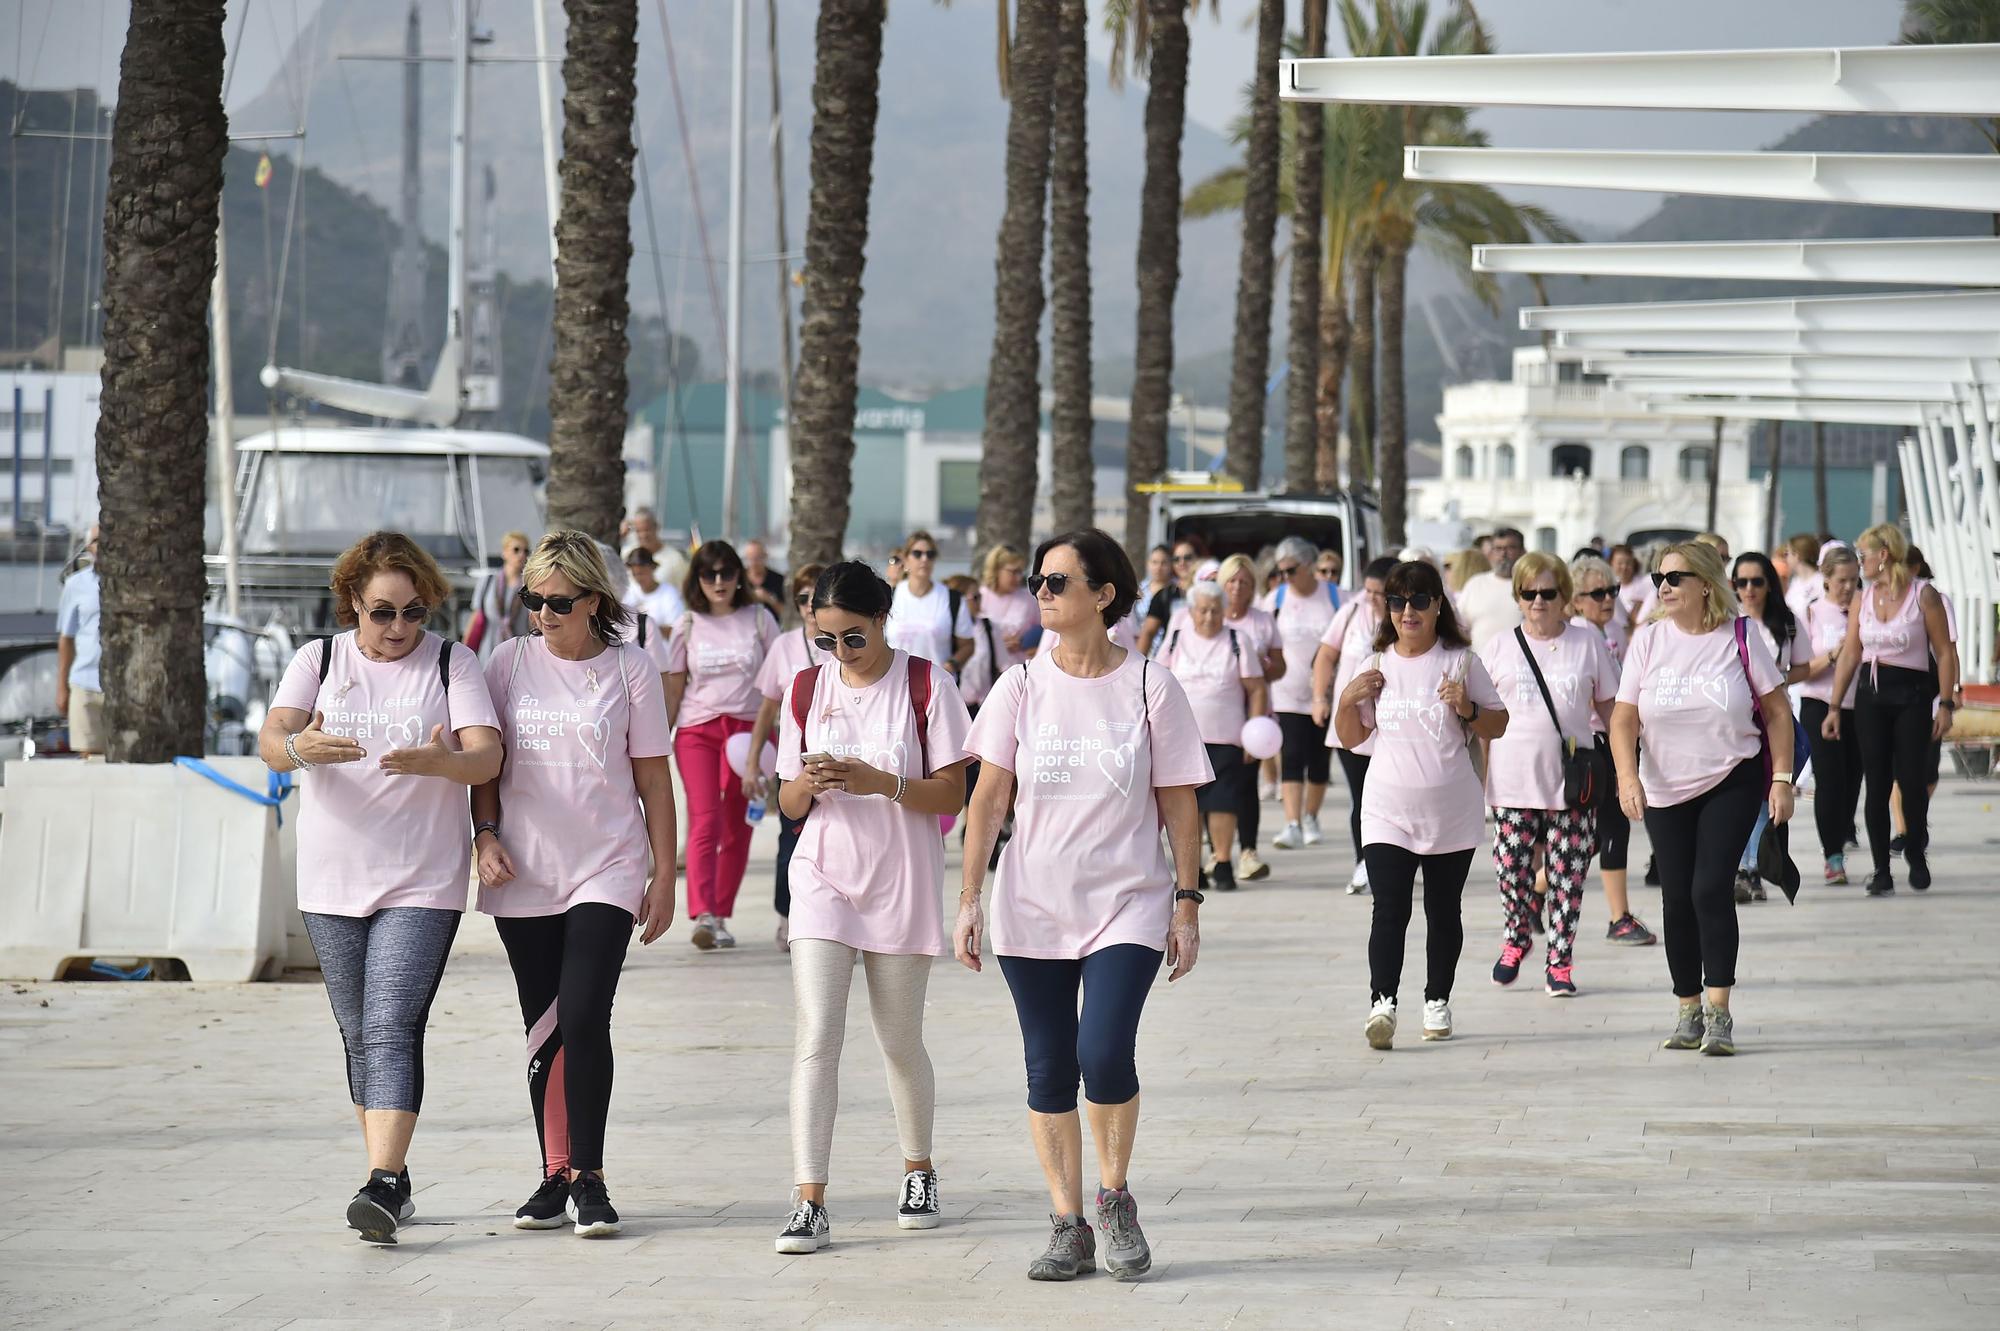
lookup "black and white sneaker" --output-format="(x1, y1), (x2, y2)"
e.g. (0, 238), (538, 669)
(395, 1168), (416, 1222)
(566, 1173), (621, 1238)
(775, 1196), (830, 1254)
(897, 1169), (941, 1230)
(346, 1169), (402, 1245)
(514, 1172), (570, 1230)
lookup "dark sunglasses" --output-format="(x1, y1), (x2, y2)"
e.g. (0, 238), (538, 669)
(1277, 563), (1300, 577)
(811, 630), (871, 652)
(1517, 588), (1563, 603)
(1172, 552), (1196, 563)
(519, 591), (585, 615)
(699, 566), (739, 583)
(1651, 571), (1694, 589)
(1578, 587), (1616, 602)
(1732, 576), (1767, 590)
(906, 548), (937, 562)
(1385, 593), (1437, 613)
(1028, 572), (1098, 598)
(794, 591), (813, 606)
(366, 603), (430, 625)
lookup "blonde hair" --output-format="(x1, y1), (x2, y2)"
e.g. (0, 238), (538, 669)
(1694, 532), (1729, 554)
(981, 544), (1024, 589)
(1511, 550), (1574, 605)
(523, 530), (633, 643)
(1649, 541), (1735, 633)
(1818, 545), (1858, 580)
(1857, 523), (1913, 599)
(1444, 546), (1491, 593)
(1217, 553), (1259, 594)
(502, 530), (532, 553)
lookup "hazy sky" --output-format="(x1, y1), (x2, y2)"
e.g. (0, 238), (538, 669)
(17, 0), (1910, 229)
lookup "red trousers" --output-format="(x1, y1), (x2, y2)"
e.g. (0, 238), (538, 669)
(676, 714), (756, 919)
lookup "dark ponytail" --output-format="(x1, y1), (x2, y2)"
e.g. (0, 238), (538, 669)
(812, 560), (894, 619)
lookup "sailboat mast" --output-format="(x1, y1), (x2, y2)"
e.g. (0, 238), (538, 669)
(721, 0), (748, 543)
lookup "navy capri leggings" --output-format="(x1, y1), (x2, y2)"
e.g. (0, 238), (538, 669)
(997, 944), (1162, 1114)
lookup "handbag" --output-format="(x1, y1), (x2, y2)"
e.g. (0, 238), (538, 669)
(1732, 617), (1811, 799)
(1514, 627), (1598, 812)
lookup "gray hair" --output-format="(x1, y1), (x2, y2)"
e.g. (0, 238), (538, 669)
(1188, 580), (1225, 607)
(1275, 536), (1318, 569)
(1569, 553), (1615, 592)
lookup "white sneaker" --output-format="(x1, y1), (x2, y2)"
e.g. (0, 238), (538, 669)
(714, 919), (737, 949)
(1273, 822), (1305, 850)
(1258, 778), (1277, 802)
(1364, 996), (1397, 1050)
(1346, 862), (1370, 895)
(1422, 999), (1453, 1041)
(1301, 815), (1324, 847)
(691, 913), (718, 950)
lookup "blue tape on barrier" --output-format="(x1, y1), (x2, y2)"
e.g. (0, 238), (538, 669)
(172, 757), (296, 827)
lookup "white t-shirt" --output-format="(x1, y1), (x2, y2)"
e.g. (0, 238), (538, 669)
(1456, 570), (1522, 658)
(623, 580), (686, 626)
(886, 582), (976, 665)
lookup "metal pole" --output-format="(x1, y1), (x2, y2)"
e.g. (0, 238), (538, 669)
(720, 0), (748, 542)
(212, 225), (242, 620)
(530, 0), (561, 286)
(1705, 417), (1721, 535)
(446, 0), (471, 381)
(1762, 419), (1782, 551)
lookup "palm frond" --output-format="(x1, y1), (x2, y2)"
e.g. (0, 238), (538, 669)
(1183, 164), (1250, 218)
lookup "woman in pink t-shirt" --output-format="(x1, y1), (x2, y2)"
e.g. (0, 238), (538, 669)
(1334, 560), (1507, 1052)
(956, 529), (1212, 1283)
(1612, 542), (1793, 1058)
(1160, 580), (1269, 893)
(665, 540), (780, 950)
(1311, 555), (1393, 893)
(469, 533), (676, 1238)
(1218, 554), (1282, 881)
(767, 562), (974, 1254)
(982, 544), (1038, 676)
(259, 532), (504, 1246)
(1794, 546), (1861, 884)
(1567, 554), (1653, 949)
(741, 565), (826, 952)
(1480, 554), (1619, 998)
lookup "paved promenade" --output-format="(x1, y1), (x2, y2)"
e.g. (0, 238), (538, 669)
(4, 778), (1999, 1330)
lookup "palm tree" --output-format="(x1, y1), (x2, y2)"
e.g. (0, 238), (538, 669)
(977, 0), (1058, 566)
(546, 0), (638, 544)
(96, 0), (228, 762)
(1284, 0), (1330, 493)
(1901, 0), (2000, 232)
(1048, 0), (1096, 532)
(787, 0), (889, 570)
(1220, 0), (1287, 491)
(1345, 242), (1377, 489)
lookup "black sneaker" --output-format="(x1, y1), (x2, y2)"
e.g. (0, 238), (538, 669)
(1866, 872), (1896, 897)
(776, 1196), (830, 1254)
(566, 1173), (621, 1238)
(1605, 914), (1657, 946)
(514, 1172), (570, 1230)
(396, 1168), (416, 1222)
(1907, 851), (1931, 891)
(897, 1168), (941, 1230)
(1644, 855), (1660, 886)
(1210, 860), (1237, 892)
(1889, 833), (1907, 857)
(346, 1169), (401, 1245)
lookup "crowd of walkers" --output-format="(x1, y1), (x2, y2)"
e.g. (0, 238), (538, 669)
(257, 512), (1963, 1270)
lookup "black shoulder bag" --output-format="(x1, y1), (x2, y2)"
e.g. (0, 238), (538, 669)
(1513, 627), (1600, 813)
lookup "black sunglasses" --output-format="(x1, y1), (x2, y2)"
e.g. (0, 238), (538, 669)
(1518, 587), (1563, 603)
(520, 591), (585, 615)
(366, 603), (430, 625)
(1172, 552), (1196, 564)
(1578, 587), (1616, 602)
(1732, 576), (1768, 590)
(1385, 593), (1437, 613)
(1651, 571), (1694, 589)
(794, 591), (813, 606)
(1027, 572), (1099, 598)
(906, 548), (937, 561)
(811, 630), (871, 653)
(1277, 563), (1300, 577)
(699, 566), (739, 583)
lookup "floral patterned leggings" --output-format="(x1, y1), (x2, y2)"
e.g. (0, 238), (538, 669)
(1493, 806), (1597, 970)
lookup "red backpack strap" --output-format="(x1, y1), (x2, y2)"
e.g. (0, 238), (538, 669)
(790, 664), (822, 754)
(906, 655), (934, 778)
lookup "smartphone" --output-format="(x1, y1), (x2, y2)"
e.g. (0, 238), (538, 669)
(803, 751), (835, 766)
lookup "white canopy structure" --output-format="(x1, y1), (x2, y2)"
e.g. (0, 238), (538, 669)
(1283, 37), (2000, 682)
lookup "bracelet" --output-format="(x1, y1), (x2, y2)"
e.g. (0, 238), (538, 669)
(1769, 771), (1794, 785)
(892, 773), (908, 804)
(283, 733), (312, 770)
(473, 821), (500, 842)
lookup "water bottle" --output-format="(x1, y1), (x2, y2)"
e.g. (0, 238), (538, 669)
(745, 793), (767, 826)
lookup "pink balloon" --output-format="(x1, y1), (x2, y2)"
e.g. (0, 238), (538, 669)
(1240, 715), (1283, 761)
(724, 731), (755, 777)
(938, 813), (957, 837)
(760, 742), (780, 778)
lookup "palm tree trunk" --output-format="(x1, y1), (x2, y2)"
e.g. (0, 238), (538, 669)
(787, 0), (887, 570)
(1376, 236), (1410, 546)
(1047, 0), (1094, 534)
(1284, 0), (1328, 494)
(546, 0), (638, 544)
(1124, 0), (1189, 563)
(96, 0), (228, 763)
(976, 0), (1057, 564)
(1346, 247), (1378, 491)
(1221, 0), (1285, 491)
(1314, 276), (1349, 489)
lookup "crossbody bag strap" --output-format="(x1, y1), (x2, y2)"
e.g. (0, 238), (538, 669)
(790, 664), (822, 755)
(1513, 626), (1568, 744)
(906, 655), (934, 778)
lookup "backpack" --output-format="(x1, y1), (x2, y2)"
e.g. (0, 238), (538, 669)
(316, 633), (453, 724)
(1164, 626), (1240, 664)
(1274, 580), (1340, 612)
(789, 654), (937, 797)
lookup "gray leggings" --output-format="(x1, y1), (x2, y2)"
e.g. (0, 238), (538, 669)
(789, 938), (935, 1185)
(301, 907), (460, 1113)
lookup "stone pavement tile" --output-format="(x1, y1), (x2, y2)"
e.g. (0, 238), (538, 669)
(1855, 1307), (1995, 1331)
(1872, 1245), (2000, 1273)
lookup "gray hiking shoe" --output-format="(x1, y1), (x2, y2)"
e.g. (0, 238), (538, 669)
(1661, 1003), (1704, 1051)
(1095, 1186), (1152, 1280)
(1026, 1212), (1095, 1281)
(1700, 1002), (1736, 1056)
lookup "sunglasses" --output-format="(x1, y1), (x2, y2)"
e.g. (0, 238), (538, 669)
(1517, 588), (1563, 603)
(811, 630), (871, 653)
(520, 591), (585, 615)
(1172, 552), (1196, 564)
(1385, 593), (1437, 613)
(1577, 587), (1616, 602)
(699, 567), (739, 583)
(906, 548), (937, 562)
(1277, 564), (1300, 577)
(1732, 576), (1767, 590)
(365, 603), (430, 625)
(1651, 571), (1695, 589)
(1028, 572), (1098, 598)
(795, 591), (813, 607)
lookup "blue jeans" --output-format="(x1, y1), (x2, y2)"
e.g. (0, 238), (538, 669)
(1739, 803), (1770, 873)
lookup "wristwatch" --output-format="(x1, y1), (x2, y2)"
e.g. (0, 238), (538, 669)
(1769, 771), (1793, 786)
(1462, 701), (1481, 724)
(1174, 889), (1205, 905)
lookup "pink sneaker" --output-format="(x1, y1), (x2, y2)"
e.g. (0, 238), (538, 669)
(1491, 942), (1528, 986)
(1545, 965), (1577, 998)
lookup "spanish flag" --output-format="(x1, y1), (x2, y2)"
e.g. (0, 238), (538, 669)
(255, 154), (273, 189)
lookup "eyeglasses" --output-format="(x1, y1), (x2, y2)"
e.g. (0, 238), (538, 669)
(699, 567), (738, 583)
(1577, 587), (1616, 602)
(811, 630), (871, 653)
(366, 603), (430, 625)
(1317, 564), (1338, 576)
(1276, 564), (1300, 577)
(1385, 593), (1437, 613)
(906, 548), (937, 562)
(1517, 588), (1563, 603)
(520, 591), (584, 615)
(1732, 576), (1767, 591)
(1172, 552), (1196, 564)
(1028, 572), (1098, 598)
(1651, 571), (1694, 589)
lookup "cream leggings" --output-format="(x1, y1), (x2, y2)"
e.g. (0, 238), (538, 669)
(789, 938), (936, 1186)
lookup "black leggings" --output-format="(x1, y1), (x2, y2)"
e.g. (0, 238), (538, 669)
(1854, 665), (1937, 873)
(494, 903), (633, 1175)
(1362, 844), (1473, 1003)
(1278, 710), (1331, 785)
(775, 809), (807, 917)
(1236, 760), (1263, 851)
(996, 945), (1162, 1114)
(1335, 748), (1370, 860)
(1799, 697), (1862, 861)
(1643, 758), (1762, 997)
(1596, 800), (1630, 873)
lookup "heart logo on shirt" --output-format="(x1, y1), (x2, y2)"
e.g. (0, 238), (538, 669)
(1416, 701), (1447, 741)
(577, 715), (611, 770)
(1700, 675), (1731, 712)
(871, 741), (909, 777)
(1876, 627), (1910, 655)
(383, 716), (421, 748)
(1552, 672), (1581, 710)
(1097, 742), (1137, 797)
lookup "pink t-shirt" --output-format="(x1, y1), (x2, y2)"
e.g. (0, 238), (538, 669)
(983, 584), (1039, 674)
(1858, 579), (1932, 674)
(965, 650), (1213, 960)
(478, 637), (674, 918)
(1481, 625), (1619, 812)
(1269, 581), (1340, 714)
(666, 605), (779, 727)
(1161, 622), (1263, 745)
(754, 626), (828, 703)
(775, 651), (973, 955)
(1355, 643), (1505, 854)
(1569, 614), (1625, 734)
(1618, 575), (1651, 629)
(1225, 605), (1279, 669)
(1616, 619), (1782, 806)
(1319, 598), (1383, 755)
(1795, 596), (1857, 708)
(272, 631), (502, 916)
